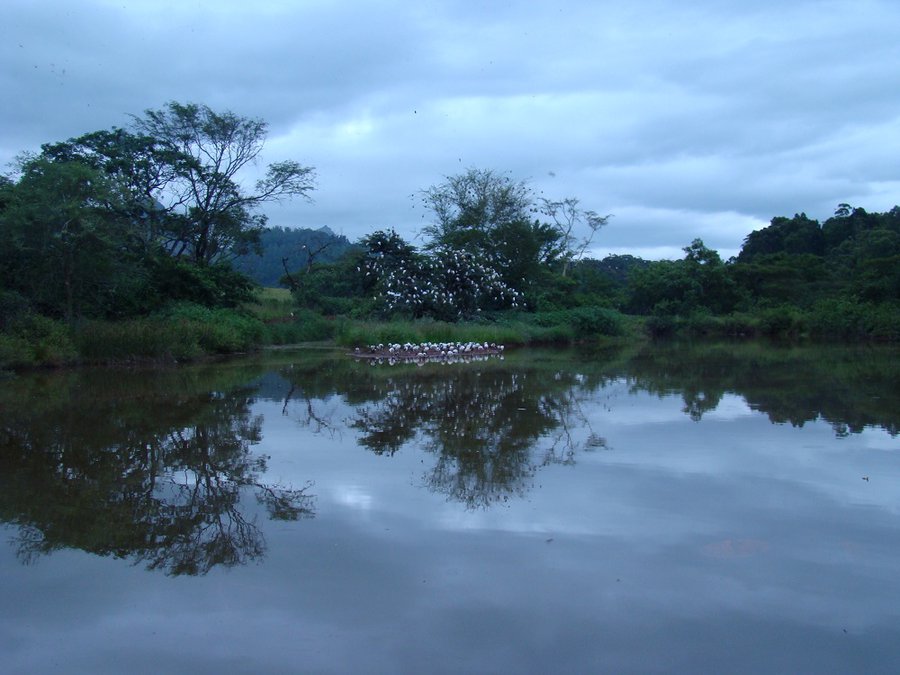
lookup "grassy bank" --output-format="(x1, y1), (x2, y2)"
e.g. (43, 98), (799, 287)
(4, 286), (896, 371)
(0, 304), (271, 369)
(331, 306), (630, 349)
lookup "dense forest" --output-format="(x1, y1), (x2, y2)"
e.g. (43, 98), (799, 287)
(1, 102), (898, 368)
(278, 189), (899, 341)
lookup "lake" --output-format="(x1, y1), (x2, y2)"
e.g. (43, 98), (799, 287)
(1, 342), (898, 674)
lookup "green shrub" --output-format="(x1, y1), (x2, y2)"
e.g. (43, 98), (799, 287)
(263, 309), (335, 344)
(532, 307), (624, 338)
(244, 287), (296, 322)
(758, 306), (803, 337)
(861, 303), (900, 341)
(74, 319), (203, 362)
(807, 299), (865, 339)
(0, 290), (31, 330)
(645, 313), (677, 338)
(73, 304), (268, 362)
(149, 257), (255, 308)
(0, 332), (34, 368)
(166, 305), (265, 353)
(718, 313), (758, 337)
(5, 314), (77, 366)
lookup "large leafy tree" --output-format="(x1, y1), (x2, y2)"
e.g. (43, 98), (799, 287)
(419, 168), (608, 283)
(131, 102), (316, 265)
(40, 102), (317, 267)
(737, 212), (824, 262)
(420, 168), (533, 253)
(0, 157), (142, 320)
(1, 102), (315, 319)
(39, 128), (190, 253)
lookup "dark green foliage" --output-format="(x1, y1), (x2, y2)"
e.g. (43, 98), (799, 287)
(738, 212), (824, 261)
(626, 259), (701, 316)
(0, 158), (138, 320)
(562, 256), (647, 310)
(72, 317), (204, 362)
(533, 307), (624, 338)
(132, 102), (315, 266)
(490, 219), (562, 293)
(584, 255), (650, 285)
(806, 299), (900, 341)
(730, 253), (831, 308)
(822, 204), (883, 251)
(0, 314), (77, 368)
(263, 309), (335, 344)
(854, 254), (900, 303)
(157, 304), (266, 353)
(73, 304), (267, 362)
(0, 102), (310, 343)
(420, 168), (533, 254)
(39, 127), (190, 253)
(680, 239), (741, 314)
(734, 205), (899, 305)
(0, 290), (31, 330)
(233, 226), (354, 287)
(290, 261), (362, 316)
(148, 257), (255, 309)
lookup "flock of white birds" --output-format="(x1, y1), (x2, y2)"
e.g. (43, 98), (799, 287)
(353, 341), (505, 364)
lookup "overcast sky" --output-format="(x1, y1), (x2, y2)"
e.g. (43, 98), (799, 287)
(3, 0), (899, 259)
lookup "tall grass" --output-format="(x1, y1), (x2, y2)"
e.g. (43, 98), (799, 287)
(0, 314), (77, 368)
(332, 309), (629, 349)
(73, 305), (268, 364)
(243, 287), (295, 322)
(263, 309), (335, 344)
(74, 318), (203, 362)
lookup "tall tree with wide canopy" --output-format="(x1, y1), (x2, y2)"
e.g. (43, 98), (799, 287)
(419, 168), (609, 282)
(420, 168), (534, 253)
(1, 102), (316, 318)
(132, 102), (316, 265)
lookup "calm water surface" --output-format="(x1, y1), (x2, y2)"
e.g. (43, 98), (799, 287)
(1, 343), (898, 674)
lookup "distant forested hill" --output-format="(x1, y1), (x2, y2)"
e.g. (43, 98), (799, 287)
(234, 226), (356, 287)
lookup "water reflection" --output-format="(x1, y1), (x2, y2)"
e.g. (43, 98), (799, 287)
(355, 368), (595, 507)
(0, 368), (314, 576)
(1, 342), (896, 575)
(613, 342), (899, 436)
(276, 342), (898, 507)
(279, 359), (602, 508)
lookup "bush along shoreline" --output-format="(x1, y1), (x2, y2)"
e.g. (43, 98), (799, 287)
(0, 299), (637, 371)
(0, 306), (264, 369)
(6, 295), (898, 373)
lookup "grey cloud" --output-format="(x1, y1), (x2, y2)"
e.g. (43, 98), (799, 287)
(2, 0), (898, 258)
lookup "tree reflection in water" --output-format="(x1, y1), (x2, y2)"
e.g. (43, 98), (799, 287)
(0, 370), (314, 576)
(284, 361), (602, 509)
(617, 341), (900, 435)
(280, 342), (899, 509)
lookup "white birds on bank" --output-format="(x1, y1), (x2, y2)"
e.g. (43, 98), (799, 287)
(359, 340), (506, 364)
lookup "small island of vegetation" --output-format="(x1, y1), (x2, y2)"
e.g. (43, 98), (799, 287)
(1, 102), (898, 370)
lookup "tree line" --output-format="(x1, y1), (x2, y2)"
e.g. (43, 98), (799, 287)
(285, 170), (898, 339)
(0, 101), (314, 323)
(1, 101), (898, 349)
